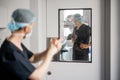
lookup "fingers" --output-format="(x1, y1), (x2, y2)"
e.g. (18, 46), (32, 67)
(80, 43), (89, 49)
(51, 38), (62, 46)
(50, 38), (62, 51)
(56, 41), (62, 51)
(51, 38), (58, 45)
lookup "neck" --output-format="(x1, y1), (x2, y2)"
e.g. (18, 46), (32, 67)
(76, 22), (83, 29)
(8, 33), (25, 45)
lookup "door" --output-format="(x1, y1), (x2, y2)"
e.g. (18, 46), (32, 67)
(46, 0), (105, 80)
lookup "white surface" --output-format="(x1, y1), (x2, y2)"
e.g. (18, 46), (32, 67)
(111, 0), (120, 80)
(0, 0), (30, 48)
(0, 6), (7, 28)
(47, 0), (58, 37)
(46, 0), (105, 80)
(30, 0), (47, 53)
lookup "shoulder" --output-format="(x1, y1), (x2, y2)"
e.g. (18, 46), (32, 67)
(82, 24), (90, 28)
(81, 24), (90, 30)
(0, 39), (16, 53)
(0, 40), (19, 61)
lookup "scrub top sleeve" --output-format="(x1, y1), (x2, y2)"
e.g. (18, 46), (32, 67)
(27, 50), (34, 59)
(3, 51), (35, 80)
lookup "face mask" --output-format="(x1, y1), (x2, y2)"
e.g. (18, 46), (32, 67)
(71, 19), (76, 26)
(24, 30), (33, 38)
(71, 21), (76, 26)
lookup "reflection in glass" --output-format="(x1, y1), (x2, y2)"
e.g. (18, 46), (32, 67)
(48, 8), (92, 63)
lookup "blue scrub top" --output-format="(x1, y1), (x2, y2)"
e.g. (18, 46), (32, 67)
(0, 39), (35, 80)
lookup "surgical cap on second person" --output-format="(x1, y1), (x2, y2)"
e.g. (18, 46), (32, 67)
(73, 14), (84, 23)
(8, 8), (36, 32)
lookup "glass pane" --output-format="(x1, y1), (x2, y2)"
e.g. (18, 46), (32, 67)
(48, 8), (92, 63)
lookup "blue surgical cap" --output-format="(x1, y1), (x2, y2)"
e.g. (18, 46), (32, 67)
(8, 8), (36, 32)
(73, 14), (83, 23)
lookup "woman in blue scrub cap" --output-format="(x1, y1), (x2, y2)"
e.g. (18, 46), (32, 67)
(71, 14), (91, 60)
(8, 8), (36, 38)
(0, 8), (61, 80)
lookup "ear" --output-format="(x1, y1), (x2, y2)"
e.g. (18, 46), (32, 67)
(23, 26), (30, 34)
(23, 22), (34, 33)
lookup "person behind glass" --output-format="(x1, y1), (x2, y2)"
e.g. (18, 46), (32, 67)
(72, 14), (91, 60)
(0, 8), (61, 80)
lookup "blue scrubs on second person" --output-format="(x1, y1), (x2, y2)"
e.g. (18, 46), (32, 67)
(0, 39), (35, 80)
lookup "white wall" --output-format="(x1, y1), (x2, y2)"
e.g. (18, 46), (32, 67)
(46, 0), (105, 80)
(0, 0), (30, 48)
(111, 0), (120, 80)
(0, 6), (7, 28)
(30, 0), (47, 53)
